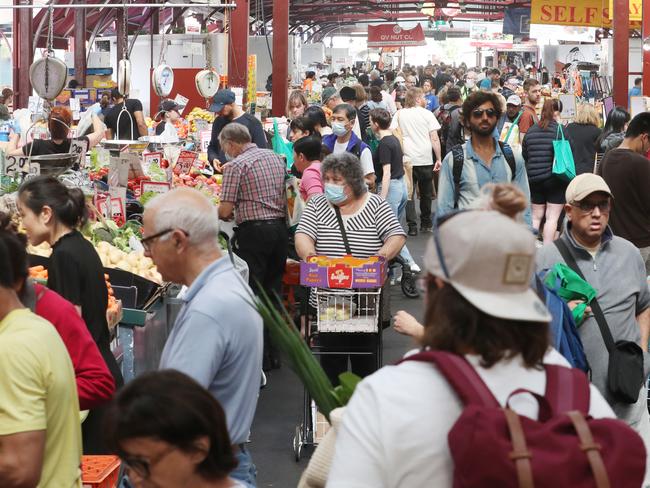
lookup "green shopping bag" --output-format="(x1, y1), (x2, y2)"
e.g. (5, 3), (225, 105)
(272, 118), (294, 169)
(543, 263), (597, 325)
(552, 124), (576, 181)
(366, 127), (380, 153)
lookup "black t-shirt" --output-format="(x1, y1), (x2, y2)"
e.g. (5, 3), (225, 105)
(22, 136), (89, 156)
(565, 122), (602, 175)
(48, 230), (123, 385)
(598, 148), (650, 247)
(373, 135), (404, 181)
(207, 112), (268, 163)
(104, 98), (144, 140)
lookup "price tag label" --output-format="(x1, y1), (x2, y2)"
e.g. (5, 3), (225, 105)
(70, 138), (89, 169)
(141, 181), (171, 195)
(94, 193), (112, 219)
(199, 130), (211, 153)
(173, 150), (198, 175)
(5, 155), (31, 176)
(110, 198), (126, 227)
(142, 151), (163, 176)
(29, 163), (40, 176)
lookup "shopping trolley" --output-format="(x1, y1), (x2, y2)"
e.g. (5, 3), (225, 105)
(292, 256), (386, 461)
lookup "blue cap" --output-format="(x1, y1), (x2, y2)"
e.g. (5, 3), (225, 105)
(209, 89), (236, 113)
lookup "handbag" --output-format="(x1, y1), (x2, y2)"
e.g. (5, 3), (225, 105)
(555, 239), (644, 404)
(552, 124), (576, 181)
(272, 118), (294, 169)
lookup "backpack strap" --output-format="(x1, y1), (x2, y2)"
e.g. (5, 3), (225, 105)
(544, 363), (590, 416)
(451, 145), (465, 209)
(400, 350), (500, 408)
(352, 139), (363, 159)
(498, 140), (516, 181)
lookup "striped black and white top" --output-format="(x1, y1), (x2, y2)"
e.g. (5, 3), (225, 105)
(297, 193), (406, 258)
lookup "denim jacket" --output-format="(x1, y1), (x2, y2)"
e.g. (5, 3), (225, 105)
(437, 136), (532, 226)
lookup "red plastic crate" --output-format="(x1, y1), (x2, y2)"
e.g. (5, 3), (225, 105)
(82, 455), (121, 488)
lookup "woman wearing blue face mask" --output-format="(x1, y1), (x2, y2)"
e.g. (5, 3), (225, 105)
(295, 152), (407, 383)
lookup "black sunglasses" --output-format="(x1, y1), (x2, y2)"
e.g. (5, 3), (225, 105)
(471, 108), (497, 118)
(570, 200), (611, 214)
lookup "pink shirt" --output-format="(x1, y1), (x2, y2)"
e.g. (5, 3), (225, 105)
(299, 162), (323, 202)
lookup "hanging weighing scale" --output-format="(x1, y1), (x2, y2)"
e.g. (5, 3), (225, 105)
(152, 25), (174, 98)
(195, 33), (220, 100)
(29, 5), (67, 101)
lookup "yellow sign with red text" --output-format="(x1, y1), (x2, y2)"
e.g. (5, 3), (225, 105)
(531, 0), (641, 27)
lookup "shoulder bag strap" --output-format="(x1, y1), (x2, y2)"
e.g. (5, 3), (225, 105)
(554, 239), (615, 353)
(333, 206), (353, 255)
(451, 146), (465, 209)
(503, 111), (523, 144)
(400, 350), (500, 408)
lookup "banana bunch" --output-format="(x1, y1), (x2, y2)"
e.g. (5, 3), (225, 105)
(187, 107), (215, 133)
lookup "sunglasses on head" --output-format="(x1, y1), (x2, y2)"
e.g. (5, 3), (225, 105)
(471, 108), (497, 118)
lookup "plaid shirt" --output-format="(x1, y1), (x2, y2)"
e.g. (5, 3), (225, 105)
(220, 143), (287, 224)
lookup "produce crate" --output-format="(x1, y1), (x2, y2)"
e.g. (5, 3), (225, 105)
(82, 455), (121, 488)
(300, 255), (386, 289)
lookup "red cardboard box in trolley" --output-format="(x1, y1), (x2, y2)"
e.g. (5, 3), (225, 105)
(300, 255), (387, 289)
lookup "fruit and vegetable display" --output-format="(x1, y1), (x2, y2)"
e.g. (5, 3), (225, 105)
(29, 266), (123, 327)
(186, 107), (215, 133)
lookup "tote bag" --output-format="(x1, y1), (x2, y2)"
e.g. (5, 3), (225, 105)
(552, 124), (576, 181)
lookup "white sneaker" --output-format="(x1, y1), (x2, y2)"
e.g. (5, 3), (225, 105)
(410, 262), (421, 273)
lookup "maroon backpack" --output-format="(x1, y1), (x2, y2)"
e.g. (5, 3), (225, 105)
(402, 351), (646, 487)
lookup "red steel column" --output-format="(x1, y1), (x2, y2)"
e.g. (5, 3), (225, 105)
(641, 0), (650, 97)
(228, 0), (249, 89)
(271, 0), (289, 116)
(12, 0), (33, 109)
(612, 0), (629, 107)
(74, 9), (87, 87)
(116, 8), (126, 67)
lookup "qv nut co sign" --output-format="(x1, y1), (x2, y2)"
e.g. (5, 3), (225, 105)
(367, 24), (427, 48)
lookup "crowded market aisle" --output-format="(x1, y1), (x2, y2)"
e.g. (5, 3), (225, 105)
(250, 234), (427, 487)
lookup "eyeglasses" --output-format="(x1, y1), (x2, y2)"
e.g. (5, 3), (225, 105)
(471, 108), (497, 119)
(140, 228), (189, 252)
(121, 445), (176, 479)
(570, 200), (611, 214)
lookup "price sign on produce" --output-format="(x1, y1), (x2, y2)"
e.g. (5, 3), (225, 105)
(5, 155), (31, 176)
(200, 130), (211, 153)
(141, 181), (171, 195)
(70, 138), (89, 169)
(142, 151), (163, 175)
(93, 193), (111, 219)
(173, 150), (198, 175)
(110, 198), (126, 227)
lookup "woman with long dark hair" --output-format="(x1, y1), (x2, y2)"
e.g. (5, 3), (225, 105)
(17, 176), (123, 453)
(522, 98), (566, 244)
(597, 106), (630, 154)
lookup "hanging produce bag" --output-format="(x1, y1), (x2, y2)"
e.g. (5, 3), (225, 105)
(543, 263), (597, 326)
(552, 124), (576, 181)
(272, 118), (294, 169)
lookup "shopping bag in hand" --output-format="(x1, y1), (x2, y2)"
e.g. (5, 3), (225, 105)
(552, 124), (576, 181)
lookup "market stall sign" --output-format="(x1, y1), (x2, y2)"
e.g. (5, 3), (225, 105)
(469, 22), (513, 49)
(531, 0), (641, 27)
(200, 130), (212, 153)
(367, 24), (426, 48)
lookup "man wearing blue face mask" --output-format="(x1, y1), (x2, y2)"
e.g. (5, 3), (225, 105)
(322, 104), (376, 188)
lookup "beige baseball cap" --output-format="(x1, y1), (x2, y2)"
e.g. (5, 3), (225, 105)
(424, 211), (551, 323)
(565, 173), (613, 203)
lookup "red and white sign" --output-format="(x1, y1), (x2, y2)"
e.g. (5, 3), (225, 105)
(141, 181), (171, 195)
(367, 24), (426, 48)
(173, 150), (199, 175)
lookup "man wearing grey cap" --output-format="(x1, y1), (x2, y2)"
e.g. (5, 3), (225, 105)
(207, 89), (267, 171)
(537, 173), (650, 483)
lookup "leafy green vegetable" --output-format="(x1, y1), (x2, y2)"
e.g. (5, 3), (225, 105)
(251, 287), (361, 422)
(139, 191), (158, 206)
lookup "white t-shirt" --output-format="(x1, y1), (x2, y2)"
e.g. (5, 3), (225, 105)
(390, 106), (441, 167)
(326, 349), (615, 488)
(333, 140), (375, 176)
(382, 90), (397, 115)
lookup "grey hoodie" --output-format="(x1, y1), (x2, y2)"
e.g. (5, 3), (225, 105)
(600, 131), (625, 153)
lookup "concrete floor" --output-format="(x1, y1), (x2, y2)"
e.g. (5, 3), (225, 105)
(249, 231), (430, 487)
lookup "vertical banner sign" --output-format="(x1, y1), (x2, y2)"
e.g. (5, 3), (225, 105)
(503, 8), (531, 36)
(247, 55), (257, 112)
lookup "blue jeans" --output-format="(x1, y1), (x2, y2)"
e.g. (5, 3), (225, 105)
(231, 445), (257, 488)
(381, 177), (414, 264)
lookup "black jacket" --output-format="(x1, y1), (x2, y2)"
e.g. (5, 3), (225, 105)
(522, 120), (561, 184)
(565, 122), (601, 175)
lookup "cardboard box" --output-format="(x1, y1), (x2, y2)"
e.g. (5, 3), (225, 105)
(300, 255), (386, 289)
